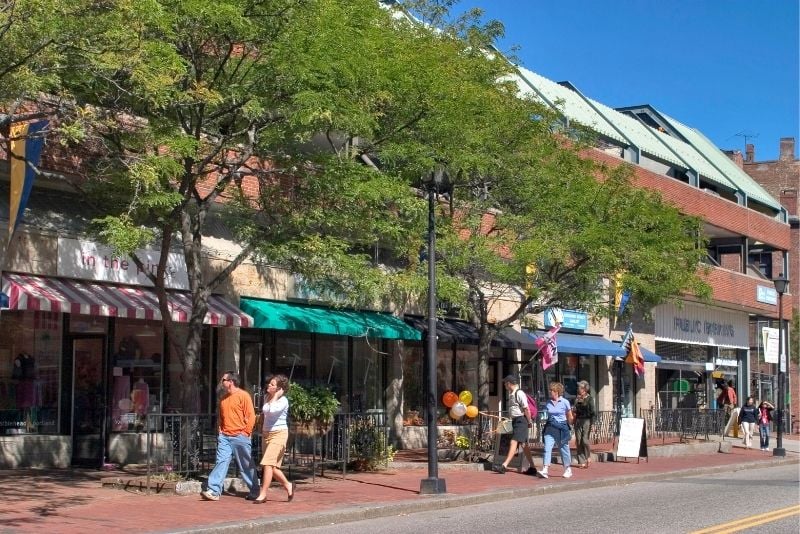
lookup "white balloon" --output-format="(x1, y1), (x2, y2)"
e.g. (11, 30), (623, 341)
(451, 401), (467, 417)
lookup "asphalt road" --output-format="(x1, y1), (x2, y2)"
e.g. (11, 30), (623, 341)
(290, 463), (800, 534)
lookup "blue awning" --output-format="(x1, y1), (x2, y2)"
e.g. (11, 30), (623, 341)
(610, 341), (663, 362)
(524, 330), (627, 357)
(638, 345), (662, 363)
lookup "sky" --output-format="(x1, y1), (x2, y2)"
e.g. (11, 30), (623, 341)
(456, 0), (799, 161)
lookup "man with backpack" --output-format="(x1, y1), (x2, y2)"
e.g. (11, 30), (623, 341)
(492, 375), (537, 475)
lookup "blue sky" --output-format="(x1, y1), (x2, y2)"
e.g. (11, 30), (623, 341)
(457, 0), (799, 161)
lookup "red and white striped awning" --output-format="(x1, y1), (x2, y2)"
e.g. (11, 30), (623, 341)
(1, 273), (253, 327)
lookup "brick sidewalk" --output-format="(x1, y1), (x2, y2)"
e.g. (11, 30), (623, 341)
(1, 444), (797, 534)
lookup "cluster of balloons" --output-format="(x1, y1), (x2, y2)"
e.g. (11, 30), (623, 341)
(442, 390), (479, 420)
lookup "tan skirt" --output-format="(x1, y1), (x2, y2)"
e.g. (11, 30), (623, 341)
(260, 429), (289, 467)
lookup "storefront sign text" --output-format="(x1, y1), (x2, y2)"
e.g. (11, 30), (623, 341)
(673, 318), (735, 337)
(57, 237), (190, 290)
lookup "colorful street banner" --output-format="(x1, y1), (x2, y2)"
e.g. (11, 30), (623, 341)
(9, 120), (48, 242)
(537, 324), (561, 371)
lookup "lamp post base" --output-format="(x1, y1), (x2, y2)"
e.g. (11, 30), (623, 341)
(419, 477), (447, 495)
(772, 447), (786, 457)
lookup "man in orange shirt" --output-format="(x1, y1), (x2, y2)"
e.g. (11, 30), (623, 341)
(201, 372), (260, 501)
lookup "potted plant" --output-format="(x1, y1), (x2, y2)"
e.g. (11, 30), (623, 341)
(348, 416), (395, 471)
(286, 383), (340, 436)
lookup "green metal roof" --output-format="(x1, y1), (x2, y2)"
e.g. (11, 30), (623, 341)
(240, 298), (422, 340)
(511, 67), (782, 213)
(655, 112), (782, 210)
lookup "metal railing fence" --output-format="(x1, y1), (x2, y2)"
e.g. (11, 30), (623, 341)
(641, 407), (725, 443)
(145, 411), (389, 488)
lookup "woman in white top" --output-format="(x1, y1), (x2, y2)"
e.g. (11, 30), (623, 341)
(253, 374), (294, 504)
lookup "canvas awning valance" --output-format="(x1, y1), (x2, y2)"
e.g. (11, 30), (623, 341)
(1, 273), (253, 327)
(524, 329), (628, 357)
(240, 298), (421, 341)
(404, 316), (538, 350)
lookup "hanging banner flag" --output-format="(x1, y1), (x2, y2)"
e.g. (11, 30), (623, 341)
(614, 272), (631, 317)
(9, 120), (49, 242)
(537, 324), (561, 371)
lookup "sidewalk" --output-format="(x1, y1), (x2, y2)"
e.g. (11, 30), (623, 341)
(2, 438), (798, 534)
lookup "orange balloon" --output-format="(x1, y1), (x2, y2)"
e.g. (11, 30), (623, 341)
(442, 391), (458, 408)
(465, 405), (479, 418)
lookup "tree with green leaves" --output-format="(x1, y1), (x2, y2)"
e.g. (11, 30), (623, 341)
(45, 0), (539, 412)
(0, 0), (143, 131)
(5, 0), (710, 418)
(378, 1), (712, 409)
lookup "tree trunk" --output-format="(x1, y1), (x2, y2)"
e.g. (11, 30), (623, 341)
(477, 337), (492, 411)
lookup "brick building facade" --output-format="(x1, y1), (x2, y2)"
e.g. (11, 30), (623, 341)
(727, 137), (799, 433)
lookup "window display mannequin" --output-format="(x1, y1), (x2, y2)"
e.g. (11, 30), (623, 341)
(132, 377), (149, 415)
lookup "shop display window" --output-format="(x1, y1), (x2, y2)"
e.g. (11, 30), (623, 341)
(0, 311), (61, 435)
(539, 353), (596, 405)
(111, 319), (163, 431)
(401, 343), (424, 423)
(352, 337), (384, 412)
(455, 346), (478, 399)
(315, 335), (349, 411)
(274, 333), (311, 387)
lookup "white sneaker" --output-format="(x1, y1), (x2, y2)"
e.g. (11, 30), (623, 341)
(201, 489), (219, 501)
(563, 467), (573, 478)
(536, 467), (549, 479)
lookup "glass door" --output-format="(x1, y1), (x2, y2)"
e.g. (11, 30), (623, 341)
(71, 337), (105, 466)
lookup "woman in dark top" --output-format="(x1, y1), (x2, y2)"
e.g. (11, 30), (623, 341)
(572, 380), (595, 468)
(737, 396), (758, 449)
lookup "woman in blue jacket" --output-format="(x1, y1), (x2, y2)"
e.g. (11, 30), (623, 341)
(537, 382), (572, 479)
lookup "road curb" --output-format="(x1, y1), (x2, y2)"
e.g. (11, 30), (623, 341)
(168, 457), (797, 533)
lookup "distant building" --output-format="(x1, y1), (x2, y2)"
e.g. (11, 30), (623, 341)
(726, 137), (799, 432)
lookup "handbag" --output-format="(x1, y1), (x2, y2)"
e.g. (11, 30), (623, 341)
(498, 418), (513, 434)
(254, 412), (264, 433)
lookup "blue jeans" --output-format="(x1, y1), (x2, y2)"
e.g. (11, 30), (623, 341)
(543, 424), (571, 468)
(206, 433), (260, 497)
(759, 423), (770, 449)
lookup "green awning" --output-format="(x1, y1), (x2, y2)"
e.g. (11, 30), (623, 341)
(240, 298), (422, 341)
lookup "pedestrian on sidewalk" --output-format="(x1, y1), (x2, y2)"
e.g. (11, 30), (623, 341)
(718, 380), (739, 437)
(573, 380), (595, 468)
(737, 396), (758, 449)
(537, 382), (573, 479)
(253, 374), (295, 504)
(201, 371), (261, 501)
(758, 400), (775, 451)
(492, 375), (536, 475)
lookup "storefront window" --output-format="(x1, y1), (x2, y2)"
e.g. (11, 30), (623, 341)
(401, 343), (424, 421)
(111, 319), (163, 431)
(454, 346), (478, 398)
(275, 333), (311, 387)
(436, 346), (453, 403)
(0, 311), (61, 435)
(538, 353), (596, 405)
(315, 335), (349, 410)
(352, 337), (384, 413)
(657, 368), (706, 409)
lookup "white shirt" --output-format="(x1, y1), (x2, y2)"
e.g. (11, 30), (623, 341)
(261, 396), (289, 431)
(507, 387), (526, 418)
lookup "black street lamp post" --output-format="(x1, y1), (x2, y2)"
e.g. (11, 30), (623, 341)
(772, 275), (789, 457)
(420, 168), (448, 495)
